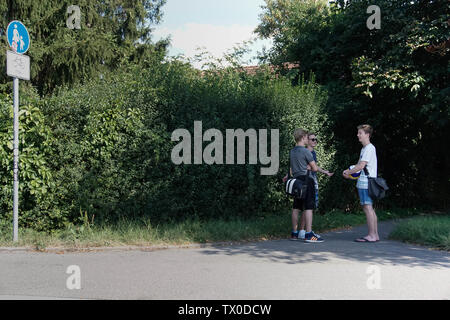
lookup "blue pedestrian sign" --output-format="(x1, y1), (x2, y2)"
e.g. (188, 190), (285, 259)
(6, 20), (30, 54)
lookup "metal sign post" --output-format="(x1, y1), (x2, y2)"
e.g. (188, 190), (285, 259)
(13, 77), (19, 242)
(6, 20), (30, 242)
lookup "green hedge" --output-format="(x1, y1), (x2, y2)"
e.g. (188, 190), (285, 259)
(0, 59), (335, 230)
(0, 93), (63, 230)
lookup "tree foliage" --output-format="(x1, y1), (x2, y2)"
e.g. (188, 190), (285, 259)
(256, 0), (450, 209)
(0, 0), (168, 95)
(0, 93), (62, 230)
(0, 56), (332, 229)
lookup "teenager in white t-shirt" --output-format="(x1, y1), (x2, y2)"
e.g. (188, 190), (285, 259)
(343, 124), (379, 242)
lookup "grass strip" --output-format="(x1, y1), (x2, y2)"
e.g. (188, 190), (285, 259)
(0, 208), (420, 250)
(389, 215), (450, 251)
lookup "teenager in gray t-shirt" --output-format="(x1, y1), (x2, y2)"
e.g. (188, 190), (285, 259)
(290, 146), (314, 178)
(285, 129), (323, 243)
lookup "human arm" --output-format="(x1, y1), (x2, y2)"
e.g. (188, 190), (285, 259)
(317, 166), (334, 177)
(308, 161), (318, 172)
(282, 168), (292, 183)
(342, 161), (367, 179)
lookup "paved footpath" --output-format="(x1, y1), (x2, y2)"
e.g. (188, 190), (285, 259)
(0, 220), (449, 300)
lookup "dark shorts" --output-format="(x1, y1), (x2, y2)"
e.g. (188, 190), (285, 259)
(292, 176), (316, 210)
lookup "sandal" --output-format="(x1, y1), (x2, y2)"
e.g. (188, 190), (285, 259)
(354, 237), (376, 243)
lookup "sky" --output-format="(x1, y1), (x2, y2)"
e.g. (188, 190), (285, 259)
(151, 0), (273, 69)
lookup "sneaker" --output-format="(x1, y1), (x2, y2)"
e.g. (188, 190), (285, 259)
(290, 231), (300, 241)
(298, 230), (306, 240)
(304, 231), (324, 243)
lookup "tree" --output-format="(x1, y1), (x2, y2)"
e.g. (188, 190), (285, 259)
(0, 0), (168, 95)
(256, 0), (332, 68)
(256, 0), (450, 209)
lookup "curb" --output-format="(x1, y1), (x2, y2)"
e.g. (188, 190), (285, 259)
(0, 239), (270, 254)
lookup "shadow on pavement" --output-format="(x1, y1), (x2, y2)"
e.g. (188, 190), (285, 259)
(199, 220), (450, 269)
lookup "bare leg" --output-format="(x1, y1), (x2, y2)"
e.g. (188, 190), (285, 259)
(304, 209), (313, 233)
(300, 211), (306, 231)
(362, 204), (377, 241)
(292, 209), (300, 231)
(373, 207), (379, 240)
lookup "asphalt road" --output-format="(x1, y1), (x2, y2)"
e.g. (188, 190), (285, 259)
(0, 220), (449, 300)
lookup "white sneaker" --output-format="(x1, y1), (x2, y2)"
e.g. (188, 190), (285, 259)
(298, 230), (306, 240)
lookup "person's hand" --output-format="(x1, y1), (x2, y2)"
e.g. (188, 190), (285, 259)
(282, 174), (288, 183)
(326, 171), (334, 177)
(342, 170), (350, 179)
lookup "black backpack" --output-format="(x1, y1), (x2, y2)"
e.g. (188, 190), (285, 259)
(285, 177), (308, 199)
(285, 149), (311, 199)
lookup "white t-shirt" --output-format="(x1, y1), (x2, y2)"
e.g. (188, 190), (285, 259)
(356, 143), (377, 189)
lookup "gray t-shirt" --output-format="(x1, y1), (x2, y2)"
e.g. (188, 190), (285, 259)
(290, 146), (314, 178)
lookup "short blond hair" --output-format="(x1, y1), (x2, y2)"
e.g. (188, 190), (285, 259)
(294, 128), (308, 143)
(357, 124), (373, 137)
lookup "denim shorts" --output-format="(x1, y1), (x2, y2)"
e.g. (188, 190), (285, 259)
(357, 188), (373, 205)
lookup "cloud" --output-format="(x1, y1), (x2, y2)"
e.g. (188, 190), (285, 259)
(153, 23), (271, 68)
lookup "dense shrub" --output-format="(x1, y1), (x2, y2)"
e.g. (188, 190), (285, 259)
(0, 93), (64, 231)
(1, 58), (333, 229)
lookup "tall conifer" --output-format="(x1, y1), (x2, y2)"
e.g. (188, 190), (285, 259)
(0, 0), (167, 95)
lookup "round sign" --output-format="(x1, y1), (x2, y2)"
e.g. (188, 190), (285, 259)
(6, 20), (30, 54)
